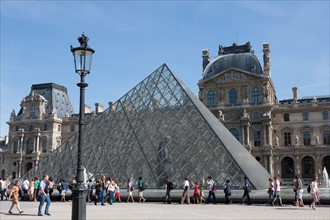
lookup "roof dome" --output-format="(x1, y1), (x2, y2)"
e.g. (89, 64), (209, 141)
(203, 52), (263, 80)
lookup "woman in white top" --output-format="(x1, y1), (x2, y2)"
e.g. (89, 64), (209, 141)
(180, 177), (190, 204)
(310, 174), (319, 210)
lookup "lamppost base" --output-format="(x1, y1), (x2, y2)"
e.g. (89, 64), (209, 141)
(71, 185), (87, 220)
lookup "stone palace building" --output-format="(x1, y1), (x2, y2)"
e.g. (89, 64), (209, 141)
(1, 42), (329, 184)
(198, 42), (330, 183)
(0, 83), (104, 179)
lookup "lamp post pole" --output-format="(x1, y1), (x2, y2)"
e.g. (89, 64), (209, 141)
(70, 34), (95, 220)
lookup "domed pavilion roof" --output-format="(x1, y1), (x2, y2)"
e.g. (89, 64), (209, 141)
(202, 42), (263, 80)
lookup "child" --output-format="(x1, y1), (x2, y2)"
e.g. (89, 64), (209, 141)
(199, 181), (205, 203)
(115, 183), (121, 202)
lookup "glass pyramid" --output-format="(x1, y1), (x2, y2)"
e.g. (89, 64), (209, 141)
(26, 64), (270, 189)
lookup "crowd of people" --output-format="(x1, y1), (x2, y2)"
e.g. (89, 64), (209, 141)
(0, 173), (322, 216)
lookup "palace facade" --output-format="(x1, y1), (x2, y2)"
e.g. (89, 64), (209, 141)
(198, 42), (330, 183)
(0, 83), (104, 179)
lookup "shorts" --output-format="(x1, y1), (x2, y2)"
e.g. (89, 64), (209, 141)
(129, 192), (133, 196)
(138, 191), (143, 197)
(297, 189), (303, 199)
(273, 191), (281, 198)
(115, 192), (121, 199)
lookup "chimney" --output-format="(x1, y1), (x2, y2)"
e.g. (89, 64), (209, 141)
(95, 103), (104, 114)
(263, 43), (271, 76)
(84, 105), (91, 113)
(202, 49), (210, 71)
(292, 87), (298, 100)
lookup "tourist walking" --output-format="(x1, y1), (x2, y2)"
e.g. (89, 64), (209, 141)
(164, 176), (173, 204)
(206, 176), (217, 204)
(242, 176), (251, 205)
(180, 177), (190, 204)
(8, 180), (24, 214)
(191, 181), (199, 204)
(310, 174), (320, 210)
(28, 178), (35, 201)
(22, 178), (29, 200)
(200, 180), (205, 203)
(95, 176), (106, 206)
(126, 178), (135, 203)
(294, 175), (304, 207)
(48, 176), (55, 201)
(272, 176), (282, 206)
(94, 178), (101, 205)
(223, 179), (232, 204)
(107, 178), (115, 205)
(38, 175), (51, 216)
(87, 179), (93, 202)
(2, 179), (9, 200)
(0, 178), (4, 200)
(267, 178), (274, 205)
(138, 177), (146, 203)
(59, 179), (69, 202)
(115, 182), (121, 202)
(34, 177), (40, 202)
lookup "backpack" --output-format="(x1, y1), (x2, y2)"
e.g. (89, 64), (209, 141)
(211, 183), (217, 193)
(140, 182), (145, 191)
(168, 181), (174, 190)
(307, 183), (311, 194)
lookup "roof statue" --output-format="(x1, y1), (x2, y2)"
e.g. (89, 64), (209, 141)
(25, 64), (270, 189)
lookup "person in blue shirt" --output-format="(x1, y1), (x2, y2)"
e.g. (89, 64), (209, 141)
(223, 179), (232, 204)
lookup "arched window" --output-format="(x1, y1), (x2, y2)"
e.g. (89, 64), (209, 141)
(252, 86), (261, 104)
(281, 157), (295, 178)
(26, 138), (34, 154)
(302, 156), (315, 178)
(30, 105), (37, 118)
(229, 128), (240, 141)
(207, 89), (216, 107)
(323, 156), (330, 176)
(229, 88), (237, 104)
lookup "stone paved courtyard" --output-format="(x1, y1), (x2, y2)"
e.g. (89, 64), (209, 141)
(0, 200), (329, 220)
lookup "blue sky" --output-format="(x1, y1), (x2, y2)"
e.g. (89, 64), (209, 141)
(1, 0), (329, 137)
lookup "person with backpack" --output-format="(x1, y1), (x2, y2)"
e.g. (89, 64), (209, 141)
(126, 178), (135, 203)
(138, 177), (146, 203)
(242, 176), (252, 205)
(310, 174), (320, 210)
(38, 175), (51, 216)
(164, 176), (173, 204)
(206, 176), (217, 204)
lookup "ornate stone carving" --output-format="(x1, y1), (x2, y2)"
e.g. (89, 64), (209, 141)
(216, 70), (248, 82)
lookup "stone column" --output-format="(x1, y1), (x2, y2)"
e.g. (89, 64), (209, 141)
(34, 128), (41, 152)
(18, 129), (24, 153)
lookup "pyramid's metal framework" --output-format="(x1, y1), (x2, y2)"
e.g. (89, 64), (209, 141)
(26, 64), (270, 189)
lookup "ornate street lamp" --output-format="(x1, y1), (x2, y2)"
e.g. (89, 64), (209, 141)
(70, 34), (95, 220)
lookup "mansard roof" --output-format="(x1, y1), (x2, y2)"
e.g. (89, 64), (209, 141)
(17, 83), (74, 117)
